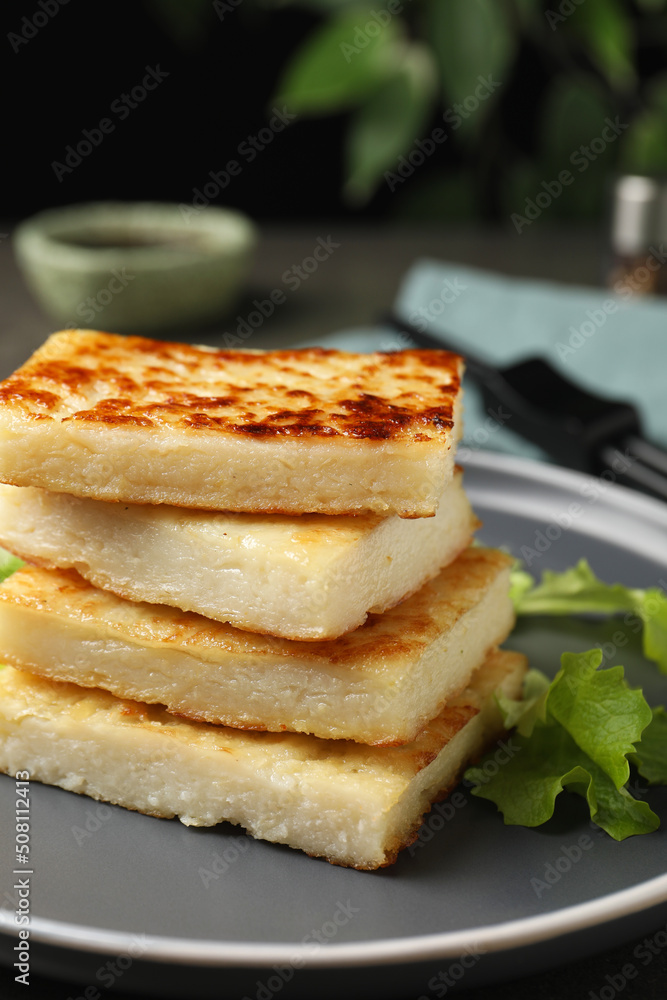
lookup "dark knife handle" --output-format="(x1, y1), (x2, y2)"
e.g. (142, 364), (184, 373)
(478, 356), (641, 474)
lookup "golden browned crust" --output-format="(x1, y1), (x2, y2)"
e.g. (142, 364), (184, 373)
(0, 649), (527, 868)
(0, 330), (463, 443)
(0, 547), (514, 667)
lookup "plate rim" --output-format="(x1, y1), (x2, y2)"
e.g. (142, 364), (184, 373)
(2, 450), (666, 972)
(1, 872), (667, 968)
(462, 449), (667, 530)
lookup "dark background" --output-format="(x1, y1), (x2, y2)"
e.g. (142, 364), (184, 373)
(5, 0), (667, 230)
(3, 1), (373, 223)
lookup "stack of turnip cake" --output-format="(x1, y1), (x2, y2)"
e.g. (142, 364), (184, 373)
(0, 330), (525, 869)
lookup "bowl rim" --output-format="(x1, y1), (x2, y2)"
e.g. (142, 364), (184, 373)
(13, 201), (257, 270)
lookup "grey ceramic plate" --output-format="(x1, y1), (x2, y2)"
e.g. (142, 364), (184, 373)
(1, 451), (666, 999)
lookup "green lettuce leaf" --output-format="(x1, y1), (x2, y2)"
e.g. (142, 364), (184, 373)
(548, 650), (651, 787)
(0, 547), (23, 583)
(631, 706), (667, 785)
(465, 649), (660, 839)
(511, 559), (667, 675)
(494, 668), (549, 736)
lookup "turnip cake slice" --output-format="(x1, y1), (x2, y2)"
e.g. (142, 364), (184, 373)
(0, 468), (475, 640)
(0, 649), (527, 869)
(0, 330), (463, 516)
(0, 548), (515, 745)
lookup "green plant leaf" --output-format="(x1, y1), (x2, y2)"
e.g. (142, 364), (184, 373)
(427, 0), (516, 137)
(621, 109), (667, 174)
(466, 649), (660, 839)
(541, 74), (613, 160)
(538, 74), (617, 221)
(507, 73), (616, 222)
(272, 6), (403, 115)
(344, 42), (438, 204)
(567, 0), (636, 92)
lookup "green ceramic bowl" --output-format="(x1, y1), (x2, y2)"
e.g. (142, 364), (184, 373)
(13, 202), (257, 334)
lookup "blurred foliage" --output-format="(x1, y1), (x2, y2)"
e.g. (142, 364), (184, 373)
(146, 0), (667, 222)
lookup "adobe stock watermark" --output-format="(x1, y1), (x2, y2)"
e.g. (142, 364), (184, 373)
(13, 771), (32, 986)
(340, 2), (412, 62)
(213, 0), (243, 21)
(580, 621), (641, 685)
(466, 737), (522, 786)
(562, 618), (654, 700)
(555, 297), (622, 362)
(379, 279), (467, 352)
(586, 921), (667, 1000)
(220, 235), (340, 347)
(241, 899), (360, 1000)
(407, 791), (468, 856)
(8, 0), (70, 54)
(545, 0), (587, 31)
(409, 738), (521, 856)
(517, 447), (641, 567)
(511, 117), (628, 233)
(530, 834), (595, 898)
(385, 75), (501, 193)
(198, 836), (250, 888)
(51, 65), (170, 182)
(61, 268), (135, 327)
(406, 277), (468, 332)
(611, 243), (667, 298)
(380, 324), (415, 353)
(71, 803), (114, 846)
(416, 942), (486, 999)
(179, 107), (296, 222)
(55, 269), (136, 333)
(557, 579), (667, 699)
(64, 935), (148, 1000)
(457, 405), (512, 462)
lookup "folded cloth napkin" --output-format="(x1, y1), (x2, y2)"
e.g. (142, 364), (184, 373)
(296, 260), (667, 464)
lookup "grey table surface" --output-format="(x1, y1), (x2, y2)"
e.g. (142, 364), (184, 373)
(0, 222), (666, 1000)
(0, 222), (610, 376)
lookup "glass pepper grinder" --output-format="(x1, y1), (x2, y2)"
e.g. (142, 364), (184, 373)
(608, 174), (667, 297)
